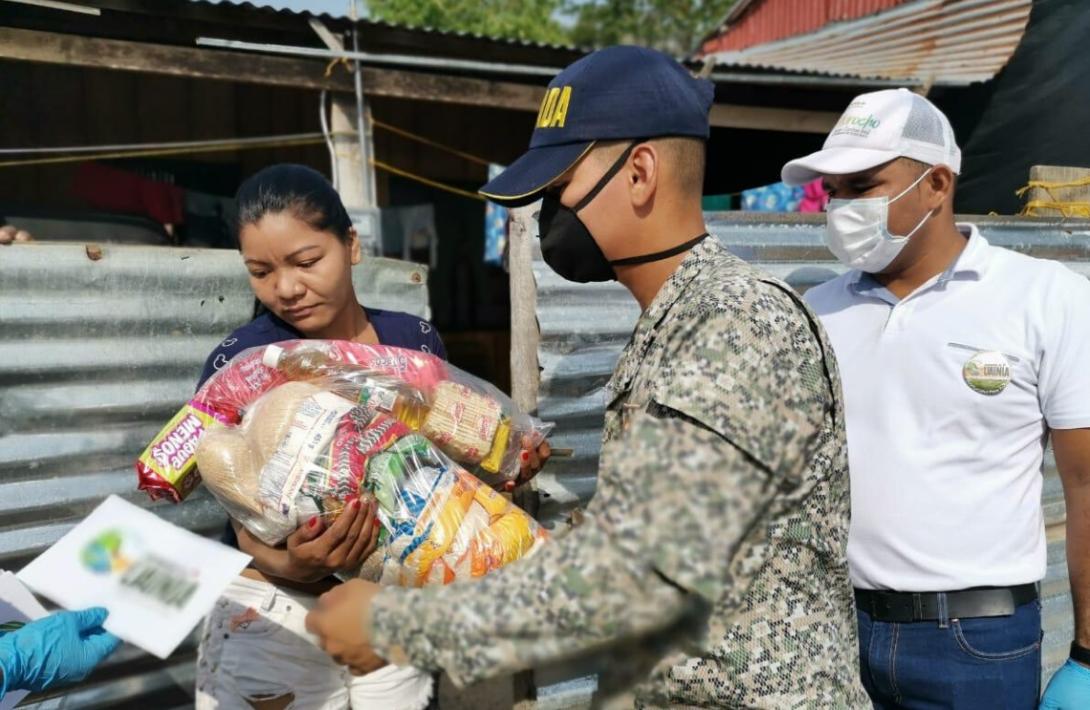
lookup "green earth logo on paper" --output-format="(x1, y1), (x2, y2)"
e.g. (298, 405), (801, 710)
(81, 529), (134, 575)
(80, 527), (199, 608)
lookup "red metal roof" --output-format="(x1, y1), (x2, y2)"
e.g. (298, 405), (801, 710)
(702, 0), (910, 54)
(698, 0), (1032, 87)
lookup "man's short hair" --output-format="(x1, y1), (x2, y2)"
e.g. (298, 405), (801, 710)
(898, 156), (957, 199)
(655, 137), (706, 194)
(594, 137), (706, 195)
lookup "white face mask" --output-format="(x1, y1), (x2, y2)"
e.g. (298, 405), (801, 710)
(824, 168), (934, 273)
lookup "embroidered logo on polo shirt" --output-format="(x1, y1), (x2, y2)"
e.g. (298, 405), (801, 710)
(962, 350), (1011, 395)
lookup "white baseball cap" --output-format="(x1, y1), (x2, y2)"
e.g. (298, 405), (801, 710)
(781, 88), (961, 186)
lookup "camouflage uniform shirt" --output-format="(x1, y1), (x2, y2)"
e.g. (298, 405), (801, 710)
(371, 238), (869, 708)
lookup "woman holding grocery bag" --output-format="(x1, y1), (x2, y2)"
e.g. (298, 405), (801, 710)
(189, 165), (548, 710)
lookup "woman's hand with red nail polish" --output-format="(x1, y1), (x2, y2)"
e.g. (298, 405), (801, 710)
(513, 436), (552, 487)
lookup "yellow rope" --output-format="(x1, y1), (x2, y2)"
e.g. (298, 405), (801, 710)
(0, 119), (497, 173)
(1017, 175), (1090, 217)
(1016, 175), (1090, 197)
(370, 118), (492, 167)
(324, 56), (351, 78)
(1021, 200), (1090, 218)
(0, 126), (492, 203)
(371, 159), (485, 202)
(0, 136), (326, 169)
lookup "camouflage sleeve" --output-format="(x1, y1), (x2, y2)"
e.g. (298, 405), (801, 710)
(369, 410), (780, 687)
(369, 508), (695, 688)
(369, 281), (832, 687)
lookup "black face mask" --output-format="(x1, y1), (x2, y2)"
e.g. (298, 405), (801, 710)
(537, 142), (709, 283)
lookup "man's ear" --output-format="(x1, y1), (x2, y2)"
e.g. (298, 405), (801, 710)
(629, 142), (659, 209)
(926, 166), (955, 210)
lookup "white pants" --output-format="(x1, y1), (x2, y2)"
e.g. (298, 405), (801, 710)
(196, 576), (433, 710)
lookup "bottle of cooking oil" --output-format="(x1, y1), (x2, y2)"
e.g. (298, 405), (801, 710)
(357, 380), (430, 429)
(264, 343), (430, 428)
(262, 343), (335, 378)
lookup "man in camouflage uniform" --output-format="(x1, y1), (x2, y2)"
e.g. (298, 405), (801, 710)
(306, 46), (869, 708)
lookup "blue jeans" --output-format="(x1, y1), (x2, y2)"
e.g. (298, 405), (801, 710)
(857, 598), (1042, 709)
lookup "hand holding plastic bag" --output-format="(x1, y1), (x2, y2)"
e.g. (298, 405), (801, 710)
(190, 385), (546, 586)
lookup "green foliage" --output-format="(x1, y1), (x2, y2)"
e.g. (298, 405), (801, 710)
(567, 0), (738, 54)
(367, 0), (570, 46)
(364, 0), (737, 54)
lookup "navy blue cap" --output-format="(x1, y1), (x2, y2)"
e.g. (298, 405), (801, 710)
(480, 45), (715, 206)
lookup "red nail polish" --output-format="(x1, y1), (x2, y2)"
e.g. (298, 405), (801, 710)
(352, 498), (362, 510)
(309, 516), (319, 528)
(520, 451), (530, 463)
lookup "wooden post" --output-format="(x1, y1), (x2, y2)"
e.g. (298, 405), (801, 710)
(508, 204), (542, 414)
(331, 95), (381, 252)
(330, 95), (370, 209)
(506, 204), (547, 707)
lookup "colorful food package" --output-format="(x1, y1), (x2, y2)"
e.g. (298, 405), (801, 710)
(190, 380), (547, 585)
(137, 340), (551, 502)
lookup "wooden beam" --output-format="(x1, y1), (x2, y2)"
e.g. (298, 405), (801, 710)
(0, 26), (544, 111)
(367, 66), (542, 112)
(0, 26), (838, 133)
(0, 26), (352, 89)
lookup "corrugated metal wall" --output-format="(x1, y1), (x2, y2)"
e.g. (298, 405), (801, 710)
(0, 242), (429, 708)
(532, 212), (1090, 683)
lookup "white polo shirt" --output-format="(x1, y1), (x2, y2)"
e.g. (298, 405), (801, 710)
(805, 224), (1090, 591)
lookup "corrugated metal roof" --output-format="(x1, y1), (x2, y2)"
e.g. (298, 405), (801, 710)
(193, 0), (589, 54)
(704, 0), (910, 52)
(18, 0), (584, 83)
(529, 212), (1090, 683)
(0, 243), (429, 707)
(699, 0), (1033, 86)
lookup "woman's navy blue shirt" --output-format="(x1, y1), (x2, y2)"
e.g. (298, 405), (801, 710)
(198, 306), (446, 388)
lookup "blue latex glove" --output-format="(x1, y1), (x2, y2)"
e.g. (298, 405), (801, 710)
(1040, 658), (1090, 709)
(0, 608), (120, 696)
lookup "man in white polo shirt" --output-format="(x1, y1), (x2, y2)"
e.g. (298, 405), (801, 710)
(782, 88), (1090, 709)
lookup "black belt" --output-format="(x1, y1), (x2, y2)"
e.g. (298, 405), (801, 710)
(855, 584), (1037, 623)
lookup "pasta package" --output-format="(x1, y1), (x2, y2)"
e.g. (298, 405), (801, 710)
(137, 340), (551, 503)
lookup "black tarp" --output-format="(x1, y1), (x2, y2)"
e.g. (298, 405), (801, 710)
(946, 0), (1090, 215)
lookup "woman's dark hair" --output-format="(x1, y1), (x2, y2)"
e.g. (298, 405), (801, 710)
(235, 164), (353, 245)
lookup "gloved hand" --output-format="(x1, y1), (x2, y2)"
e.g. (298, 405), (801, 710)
(0, 608), (120, 695)
(1040, 658), (1090, 709)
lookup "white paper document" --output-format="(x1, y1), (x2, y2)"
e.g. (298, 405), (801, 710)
(0, 571), (50, 710)
(18, 495), (249, 659)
